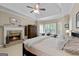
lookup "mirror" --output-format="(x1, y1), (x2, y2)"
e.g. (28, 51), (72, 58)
(76, 12), (79, 28)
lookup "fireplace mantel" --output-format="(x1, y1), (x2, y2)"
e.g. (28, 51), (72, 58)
(3, 25), (24, 46)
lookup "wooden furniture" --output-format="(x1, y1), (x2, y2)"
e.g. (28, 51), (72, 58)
(25, 25), (37, 39)
(24, 44), (48, 56)
(23, 44), (36, 56)
(25, 26), (27, 36)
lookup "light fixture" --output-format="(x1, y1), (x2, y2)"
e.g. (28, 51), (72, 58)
(12, 18), (17, 22)
(27, 3), (46, 14)
(66, 30), (70, 34)
(33, 10), (39, 14)
(66, 30), (70, 36)
(9, 17), (17, 25)
(36, 4), (39, 9)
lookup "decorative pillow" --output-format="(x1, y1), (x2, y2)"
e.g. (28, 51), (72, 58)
(53, 34), (58, 38)
(47, 33), (51, 36)
(42, 33), (45, 36)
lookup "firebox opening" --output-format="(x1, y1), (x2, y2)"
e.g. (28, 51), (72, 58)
(6, 31), (21, 44)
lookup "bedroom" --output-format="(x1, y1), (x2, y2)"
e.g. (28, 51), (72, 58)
(0, 3), (79, 56)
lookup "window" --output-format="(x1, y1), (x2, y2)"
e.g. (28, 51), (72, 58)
(39, 23), (57, 34)
(39, 24), (44, 33)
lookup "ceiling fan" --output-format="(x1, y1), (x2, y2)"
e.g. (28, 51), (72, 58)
(26, 3), (46, 14)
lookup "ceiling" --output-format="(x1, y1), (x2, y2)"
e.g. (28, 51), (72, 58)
(0, 3), (74, 20)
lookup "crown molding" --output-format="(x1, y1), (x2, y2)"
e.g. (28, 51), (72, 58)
(0, 6), (35, 21)
(0, 4), (74, 21)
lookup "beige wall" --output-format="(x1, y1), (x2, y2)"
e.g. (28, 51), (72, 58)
(69, 3), (79, 32)
(57, 15), (69, 36)
(0, 11), (35, 25)
(0, 11), (35, 45)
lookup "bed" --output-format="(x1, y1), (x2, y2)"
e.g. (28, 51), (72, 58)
(23, 36), (79, 56)
(64, 37), (79, 55)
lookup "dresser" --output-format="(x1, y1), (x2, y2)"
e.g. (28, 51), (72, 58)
(25, 25), (37, 39)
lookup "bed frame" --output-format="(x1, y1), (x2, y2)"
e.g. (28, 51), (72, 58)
(23, 43), (50, 56)
(23, 44), (36, 56)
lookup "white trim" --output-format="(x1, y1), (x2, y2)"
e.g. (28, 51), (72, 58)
(39, 13), (65, 20)
(0, 4), (74, 21)
(3, 26), (24, 45)
(0, 5), (35, 21)
(0, 45), (3, 47)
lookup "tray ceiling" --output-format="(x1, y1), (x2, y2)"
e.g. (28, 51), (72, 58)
(0, 3), (74, 20)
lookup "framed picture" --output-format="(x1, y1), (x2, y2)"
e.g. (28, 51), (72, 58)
(76, 12), (79, 28)
(65, 24), (69, 28)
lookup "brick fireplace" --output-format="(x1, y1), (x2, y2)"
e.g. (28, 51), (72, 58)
(3, 25), (24, 46)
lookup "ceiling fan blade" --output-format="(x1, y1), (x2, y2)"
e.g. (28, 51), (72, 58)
(30, 10), (34, 13)
(26, 6), (33, 9)
(40, 8), (46, 11)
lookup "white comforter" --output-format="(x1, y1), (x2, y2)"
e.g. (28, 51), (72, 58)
(24, 36), (69, 49)
(23, 36), (71, 56)
(23, 36), (50, 47)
